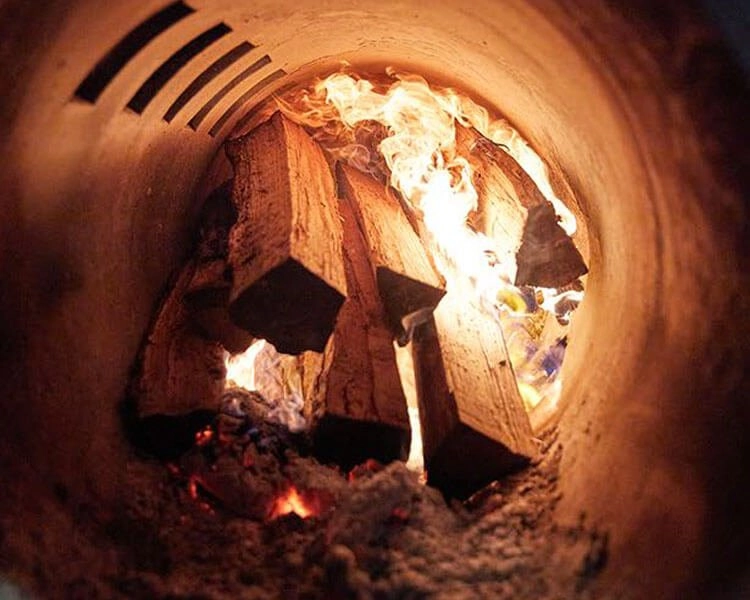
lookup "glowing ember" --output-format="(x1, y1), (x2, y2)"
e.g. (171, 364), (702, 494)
(194, 426), (213, 447)
(187, 476), (213, 513)
(267, 486), (317, 520)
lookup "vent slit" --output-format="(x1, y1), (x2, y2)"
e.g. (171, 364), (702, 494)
(127, 23), (232, 114)
(74, 1), (194, 103)
(163, 41), (254, 123)
(187, 54), (272, 131)
(208, 69), (287, 137)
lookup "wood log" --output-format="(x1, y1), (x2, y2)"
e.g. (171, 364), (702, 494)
(134, 261), (226, 418)
(455, 125), (587, 289)
(183, 181), (255, 354)
(411, 292), (537, 498)
(299, 194), (411, 470)
(336, 163), (445, 337)
(514, 201), (588, 288)
(225, 112), (347, 354)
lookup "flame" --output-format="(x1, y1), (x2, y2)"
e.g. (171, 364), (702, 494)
(278, 70), (575, 297)
(267, 486), (318, 520)
(277, 68), (583, 415)
(224, 339), (307, 432)
(225, 339), (267, 390)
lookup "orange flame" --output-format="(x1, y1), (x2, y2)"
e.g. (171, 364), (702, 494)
(267, 486), (318, 520)
(277, 69), (583, 417)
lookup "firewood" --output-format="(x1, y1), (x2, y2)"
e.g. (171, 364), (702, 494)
(411, 292), (537, 498)
(183, 181), (255, 354)
(299, 196), (411, 469)
(514, 201), (588, 288)
(336, 163), (445, 337)
(455, 125), (587, 288)
(225, 112), (347, 354)
(134, 262), (226, 418)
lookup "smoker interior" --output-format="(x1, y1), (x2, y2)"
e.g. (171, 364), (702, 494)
(1, 0), (748, 597)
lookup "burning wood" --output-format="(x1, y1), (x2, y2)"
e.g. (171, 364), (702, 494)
(183, 181), (255, 354)
(299, 190), (411, 469)
(336, 164), (445, 337)
(225, 111), (347, 354)
(411, 292), (537, 498)
(456, 125), (587, 289)
(133, 261), (226, 418)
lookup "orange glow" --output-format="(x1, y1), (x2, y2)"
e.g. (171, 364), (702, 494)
(279, 70), (575, 300)
(347, 458), (384, 482)
(267, 486), (318, 520)
(187, 476), (213, 513)
(194, 426), (213, 447)
(277, 69), (583, 417)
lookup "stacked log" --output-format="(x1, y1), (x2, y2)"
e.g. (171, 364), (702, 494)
(133, 262), (226, 419)
(298, 180), (412, 469)
(225, 112), (347, 354)
(183, 181), (255, 354)
(336, 164), (445, 337)
(411, 293), (538, 498)
(456, 125), (587, 288)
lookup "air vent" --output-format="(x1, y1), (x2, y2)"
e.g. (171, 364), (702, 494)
(187, 54), (271, 131)
(74, 1), (194, 103)
(208, 69), (287, 137)
(163, 41), (254, 123)
(127, 22), (231, 114)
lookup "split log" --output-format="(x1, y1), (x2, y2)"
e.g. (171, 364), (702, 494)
(455, 125), (587, 288)
(514, 201), (588, 288)
(300, 194), (411, 470)
(225, 112), (347, 354)
(411, 292), (537, 498)
(183, 181), (255, 354)
(336, 163), (445, 337)
(134, 261), (226, 418)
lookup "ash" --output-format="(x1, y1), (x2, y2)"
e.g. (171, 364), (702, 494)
(0, 405), (607, 600)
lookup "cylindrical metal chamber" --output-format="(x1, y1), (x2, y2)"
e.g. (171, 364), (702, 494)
(0, 1), (747, 597)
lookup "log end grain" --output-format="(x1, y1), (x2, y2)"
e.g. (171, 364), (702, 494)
(514, 202), (588, 288)
(228, 258), (345, 354)
(311, 415), (410, 471)
(376, 267), (446, 334)
(426, 423), (532, 499)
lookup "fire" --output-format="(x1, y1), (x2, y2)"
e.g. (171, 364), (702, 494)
(224, 339), (307, 432)
(277, 68), (584, 416)
(267, 486), (318, 520)
(225, 339), (267, 390)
